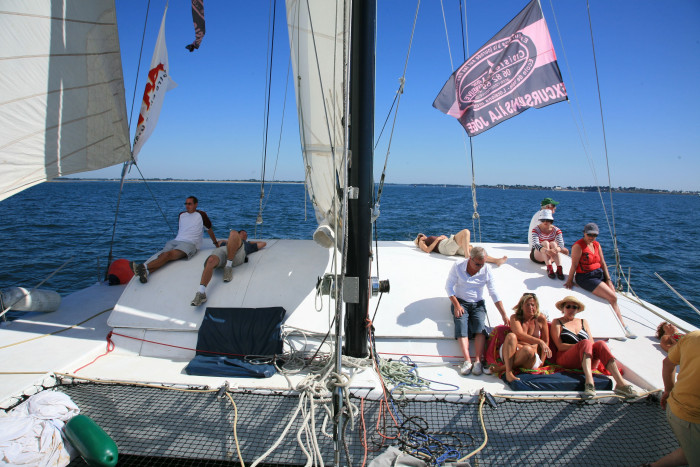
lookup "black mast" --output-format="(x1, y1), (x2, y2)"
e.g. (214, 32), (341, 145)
(344, 0), (375, 358)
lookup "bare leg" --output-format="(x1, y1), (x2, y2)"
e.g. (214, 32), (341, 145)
(501, 334), (520, 382)
(582, 354), (594, 386)
(474, 333), (486, 364)
(650, 447), (687, 467)
(486, 254), (508, 266)
(592, 282), (626, 327)
(454, 229), (471, 257)
(605, 359), (628, 388)
(543, 241), (562, 266)
(226, 230), (243, 261)
(457, 227), (507, 265)
(199, 255), (221, 287)
(146, 249), (186, 273)
(457, 336), (471, 362)
(533, 247), (550, 265)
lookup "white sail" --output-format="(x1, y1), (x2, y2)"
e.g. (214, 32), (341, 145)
(0, 1), (131, 202)
(285, 0), (349, 247)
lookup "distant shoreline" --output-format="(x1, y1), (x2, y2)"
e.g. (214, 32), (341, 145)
(52, 178), (697, 195)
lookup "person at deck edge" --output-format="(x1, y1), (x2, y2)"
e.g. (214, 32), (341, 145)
(445, 246), (509, 376)
(130, 196), (217, 283)
(649, 331), (700, 467)
(564, 222), (637, 339)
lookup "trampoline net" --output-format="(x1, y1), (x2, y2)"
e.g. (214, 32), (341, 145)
(58, 382), (675, 466)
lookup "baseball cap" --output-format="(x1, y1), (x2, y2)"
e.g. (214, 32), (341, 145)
(541, 197), (560, 206)
(583, 223), (599, 235)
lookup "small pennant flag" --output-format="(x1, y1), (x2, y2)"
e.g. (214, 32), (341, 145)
(132, 6), (178, 160)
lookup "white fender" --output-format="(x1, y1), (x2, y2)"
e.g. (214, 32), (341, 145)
(0, 287), (61, 313)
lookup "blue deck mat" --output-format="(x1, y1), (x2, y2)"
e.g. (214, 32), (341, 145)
(185, 306), (285, 378)
(502, 371), (613, 391)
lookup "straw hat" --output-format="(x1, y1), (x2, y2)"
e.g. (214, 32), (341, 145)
(555, 296), (586, 312)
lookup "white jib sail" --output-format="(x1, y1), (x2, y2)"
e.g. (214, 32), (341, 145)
(131, 6), (177, 162)
(285, 0), (349, 247)
(0, 1), (132, 202)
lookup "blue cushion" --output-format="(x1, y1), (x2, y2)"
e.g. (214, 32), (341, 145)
(502, 371), (613, 391)
(185, 306), (285, 378)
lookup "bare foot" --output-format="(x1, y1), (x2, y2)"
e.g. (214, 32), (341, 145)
(494, 256), (508, 267)
(505, 371), (520, 383)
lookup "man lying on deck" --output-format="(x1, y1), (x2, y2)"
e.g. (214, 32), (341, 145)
(190, 230), (266, 306)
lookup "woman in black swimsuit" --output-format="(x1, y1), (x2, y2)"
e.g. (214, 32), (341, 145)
(550, 296), (637, 399)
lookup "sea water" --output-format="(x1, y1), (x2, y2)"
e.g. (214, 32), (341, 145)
(1, 181), (698, 327)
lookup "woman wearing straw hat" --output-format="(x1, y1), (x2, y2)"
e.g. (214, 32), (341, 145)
(550, 296), (638, 399)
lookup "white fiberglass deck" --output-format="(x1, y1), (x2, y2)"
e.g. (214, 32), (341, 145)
(2, 241), (696, 408)
(110, 240), (627, 337)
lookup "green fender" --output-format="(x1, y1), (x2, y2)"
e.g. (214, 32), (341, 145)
(64, 414), (118, 467)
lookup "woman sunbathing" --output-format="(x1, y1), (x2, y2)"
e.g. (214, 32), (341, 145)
(656, 321), (684, 352)
(550, 296), (638, 399)
(496, 292), (551, 382)
(414, 229), (507, 265)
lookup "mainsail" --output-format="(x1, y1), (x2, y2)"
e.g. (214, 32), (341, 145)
(0, 1), (131, 202)
(285, 0), (349, 248)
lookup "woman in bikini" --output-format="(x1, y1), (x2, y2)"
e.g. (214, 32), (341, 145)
(414, 229), (507, 266)
(551, 296), (637, 399)
(497, 292), (551, 383)
(564, 222), (636, 339)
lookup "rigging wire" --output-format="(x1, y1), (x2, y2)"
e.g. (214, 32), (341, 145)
(256, 0), (278, 234)
(105, 0), (175, 279)
(440, 0), (481, 241)
(373, 0), (420, 208)
(548, 0), (620, 285)
(585, 0), (623, 288)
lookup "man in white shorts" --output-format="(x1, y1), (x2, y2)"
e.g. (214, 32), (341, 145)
(130, 196), (217, 283)
(190, 230), (266, 306)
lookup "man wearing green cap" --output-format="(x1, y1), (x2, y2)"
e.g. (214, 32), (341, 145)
(528, 197), (560, 249)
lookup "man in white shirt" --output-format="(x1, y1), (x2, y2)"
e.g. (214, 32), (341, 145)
(131, 196), (217, 283)
(445, 247), (509, 376)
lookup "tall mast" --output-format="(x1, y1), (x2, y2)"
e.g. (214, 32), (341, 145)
(344, 0), (375, 358)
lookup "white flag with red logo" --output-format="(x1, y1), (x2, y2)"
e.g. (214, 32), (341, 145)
(132, 6), (177, 161)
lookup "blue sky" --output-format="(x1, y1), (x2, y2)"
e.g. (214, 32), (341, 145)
(85, 1), (700, 191)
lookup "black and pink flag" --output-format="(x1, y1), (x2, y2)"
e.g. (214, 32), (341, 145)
(433, 0), (567, 136)
(185, 0), (205, 52)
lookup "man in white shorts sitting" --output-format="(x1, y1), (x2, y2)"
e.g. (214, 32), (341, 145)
(130, 196), (217, 283)
(190, 230), (266, 306)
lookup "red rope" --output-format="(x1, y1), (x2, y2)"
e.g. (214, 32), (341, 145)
(74, 331), (115, 373)
(111, 331), (250, 358)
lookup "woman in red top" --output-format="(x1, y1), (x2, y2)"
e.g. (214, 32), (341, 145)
(564, 223), (636, 339)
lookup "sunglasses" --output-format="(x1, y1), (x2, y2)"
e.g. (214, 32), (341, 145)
(564, 304), (579, 310)
(522, 292), (537, 298)
(585, 233), (598, 237)
(542, 220), (553, 223)
(471, 259), (485, 267)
